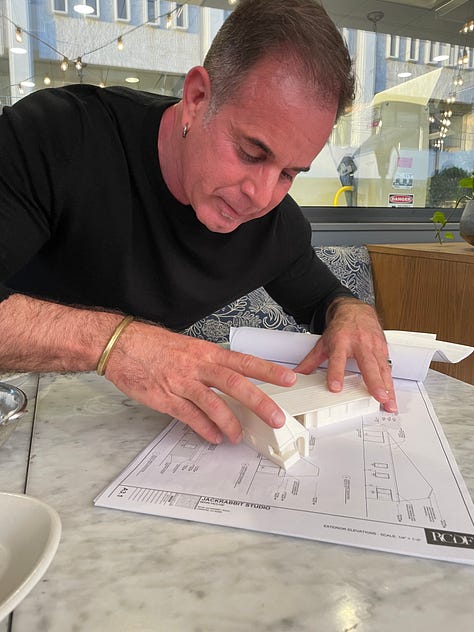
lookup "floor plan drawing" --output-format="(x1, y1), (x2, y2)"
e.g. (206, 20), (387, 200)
(95, 378), (474, 565)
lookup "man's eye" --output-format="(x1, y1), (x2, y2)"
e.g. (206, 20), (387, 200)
(281, 171), (294, 182)
(238, 148), (260, 163)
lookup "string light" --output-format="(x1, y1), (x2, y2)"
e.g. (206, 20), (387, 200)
(460, 19), (474, 34)
(2, 3), (193, 95)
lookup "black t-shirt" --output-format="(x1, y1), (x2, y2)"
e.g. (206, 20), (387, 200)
(0, 85), (353, 333)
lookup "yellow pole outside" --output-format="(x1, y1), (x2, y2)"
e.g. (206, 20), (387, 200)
(333, 185), (354, 206)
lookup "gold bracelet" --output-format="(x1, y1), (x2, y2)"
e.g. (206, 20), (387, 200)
(96, 315), (134, 376)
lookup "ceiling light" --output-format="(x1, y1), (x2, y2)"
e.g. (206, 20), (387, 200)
(125, 76), (139, 83)
(21, 80), (35, 88)
(73, 2), (94, 15)
(397, 71), (412, 78)
(433, 54), (449, 62)
(10, 46), (27, 54)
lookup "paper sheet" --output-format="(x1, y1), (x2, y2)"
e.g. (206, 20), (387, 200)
(95, 379), (474, 565)
(229, 327), (474, 381)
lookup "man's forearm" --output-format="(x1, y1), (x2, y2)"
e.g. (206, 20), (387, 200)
(0, 293), (124, 373)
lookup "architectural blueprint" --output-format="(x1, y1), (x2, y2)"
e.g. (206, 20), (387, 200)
(95, 378), (474, 565)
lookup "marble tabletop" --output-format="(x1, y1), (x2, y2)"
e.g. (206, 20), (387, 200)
(1, 369), (474, 632)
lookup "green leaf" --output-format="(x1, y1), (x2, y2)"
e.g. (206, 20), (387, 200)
(431, 211), (446, 223)
(459, 176), (474, 190)
(444, 232), (455, 240)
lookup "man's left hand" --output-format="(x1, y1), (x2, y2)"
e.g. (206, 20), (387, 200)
(295, 298), (397, 413)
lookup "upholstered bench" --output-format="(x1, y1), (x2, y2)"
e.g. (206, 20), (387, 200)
(183, 245), (375, 344)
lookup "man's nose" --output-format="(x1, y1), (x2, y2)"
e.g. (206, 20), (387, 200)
(240, 167), (279, 211)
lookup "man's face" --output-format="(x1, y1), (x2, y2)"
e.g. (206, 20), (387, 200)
(179, 58), (338, 233)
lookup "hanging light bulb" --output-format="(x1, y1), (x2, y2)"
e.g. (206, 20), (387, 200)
(117, 36), (124, 51)
(60, 57), (68, 71)
(44, 75), (51, 86)
(18, 83), (24, 95)
(15, 26), (23, 43)
(462, 48), (469, 64)
(166, 13), (172, 28)
(75, 57), (83, 70)
(460, 19), (474, 34)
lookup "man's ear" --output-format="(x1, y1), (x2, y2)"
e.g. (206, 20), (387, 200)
(181, 66), (212, 126)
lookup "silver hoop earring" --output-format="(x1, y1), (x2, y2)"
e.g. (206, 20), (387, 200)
(182, 123), (189, 138)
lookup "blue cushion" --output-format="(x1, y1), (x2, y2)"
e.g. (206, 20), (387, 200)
(182, 245), (375, 343)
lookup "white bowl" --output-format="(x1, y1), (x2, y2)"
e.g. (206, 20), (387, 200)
(0, 492), (62, 622)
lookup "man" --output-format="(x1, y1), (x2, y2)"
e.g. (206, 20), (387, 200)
(0, 0), (396, 445)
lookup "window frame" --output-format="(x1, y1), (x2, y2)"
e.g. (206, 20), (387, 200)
(52, 0), (68, 13)
(145, 0), (161, 26)
(114, 0), (130, 23)
(170, 3), (188, 30)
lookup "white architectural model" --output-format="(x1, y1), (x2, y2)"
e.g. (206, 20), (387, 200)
(221, 372), (379, 470)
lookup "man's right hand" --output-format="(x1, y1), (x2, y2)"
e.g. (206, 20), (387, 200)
(104, 320), (297, 444)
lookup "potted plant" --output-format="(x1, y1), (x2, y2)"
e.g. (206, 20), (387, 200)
(431, 172), (474, 245)
(457, 173), (474, 245)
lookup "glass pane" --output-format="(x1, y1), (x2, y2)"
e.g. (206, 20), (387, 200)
(290, 28), (474, 209)
(53, 0), (67, 12)
(116, 0), (128, 21)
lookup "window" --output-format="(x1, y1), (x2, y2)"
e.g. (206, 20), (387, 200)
(52, 0), (67, 12)
(83, 0), (99, 17)
(170, 3), (188, 30)
(9, 3), (474, 214)
(290, 26), (474, 210)
(386, 35), (400, 59)
(115, 0), (130, 22)
(146, 0), (160, 25)
(449, 44), (460, 67)
(405, 38), (419, 62)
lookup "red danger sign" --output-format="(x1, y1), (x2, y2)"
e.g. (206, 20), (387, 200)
(389, 193), (414, 206)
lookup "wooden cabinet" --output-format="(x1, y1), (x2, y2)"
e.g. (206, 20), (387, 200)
(367, 243), (474, 384)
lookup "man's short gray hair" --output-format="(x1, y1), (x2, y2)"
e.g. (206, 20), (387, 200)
(203, 0), (355, 119)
